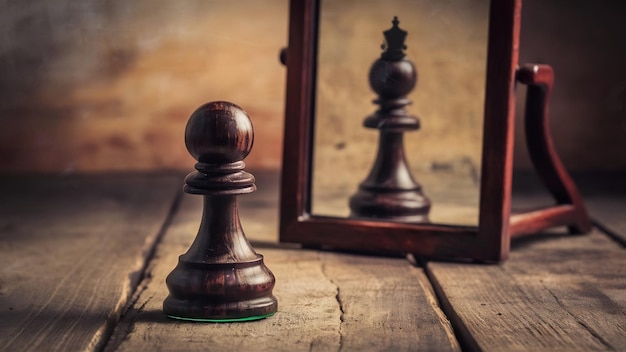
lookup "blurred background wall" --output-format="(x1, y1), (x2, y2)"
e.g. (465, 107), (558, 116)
(515, 0), (626, 171)
(0, 0), (624, 174)
(0, 0), (288, 173)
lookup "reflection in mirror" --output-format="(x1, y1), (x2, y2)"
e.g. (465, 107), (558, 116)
(312, 0), (489, 226)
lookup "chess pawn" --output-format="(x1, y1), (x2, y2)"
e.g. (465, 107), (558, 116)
(349, 17), (431, 222)
(163, 101), (277, 322)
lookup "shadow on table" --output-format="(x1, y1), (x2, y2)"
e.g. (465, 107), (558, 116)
(510, 230), (588, 251)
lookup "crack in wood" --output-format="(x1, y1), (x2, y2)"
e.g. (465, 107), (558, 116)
(577, 321), (615, 351)
(319, 253), (345, 352)
(422, 261), (482, 352)
(413, 265), (462, 351)
(99, 188), (184, 352)
(336, 287), (345, 352)
(545, 284), (615, 351)
(592, 219), (626, 248)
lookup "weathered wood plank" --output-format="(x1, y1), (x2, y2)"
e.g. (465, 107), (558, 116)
(321, 253), (460, 351)
(0, 174), (180, 352)
(107, 185), (460, 351)
(427, 229), (626, 351)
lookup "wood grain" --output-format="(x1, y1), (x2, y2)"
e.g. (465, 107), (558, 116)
(321, 253), (460, 352)
(0, 174), (180, 352)
(107, 188), (460, 351)
(427, 229), (626, 351)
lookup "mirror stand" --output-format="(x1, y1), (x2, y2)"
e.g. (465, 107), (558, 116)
(278, 0), (592, 262)
(511, 64), (592, 238)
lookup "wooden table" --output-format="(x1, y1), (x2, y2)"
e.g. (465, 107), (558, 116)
(1, 171), (624, 351)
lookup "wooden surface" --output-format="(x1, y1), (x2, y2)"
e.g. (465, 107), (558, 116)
(105, 180), (460, 352)
(428, 229), (626, 351)
(0, 174), (180, 352)
(1, 171), (624, 351)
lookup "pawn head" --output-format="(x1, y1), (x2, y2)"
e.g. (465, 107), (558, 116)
(185, 101), (254, 164)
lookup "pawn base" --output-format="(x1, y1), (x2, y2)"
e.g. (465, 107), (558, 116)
(164, 296), (277, 323)
(167, 312), (276, 323)
(163, 256), (277, 322)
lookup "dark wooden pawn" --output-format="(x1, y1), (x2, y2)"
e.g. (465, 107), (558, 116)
(349, 17), (431, 223)
(163, 101), (277, 322)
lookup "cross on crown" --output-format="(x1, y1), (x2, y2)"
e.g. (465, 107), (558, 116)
(381, 16), (408, 61)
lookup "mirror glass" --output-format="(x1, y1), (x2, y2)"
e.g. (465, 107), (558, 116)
(311, 0), (490, 225)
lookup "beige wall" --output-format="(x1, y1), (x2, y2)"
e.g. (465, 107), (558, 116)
(0, 1), (288, 173)
(314, 0), (488, 178)
(311, 0), (488, 223)
(0, 0), (624, 174)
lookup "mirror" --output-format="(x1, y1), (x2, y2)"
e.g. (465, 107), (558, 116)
(312, 0), (490, 225)
(279, 0), (591, 262)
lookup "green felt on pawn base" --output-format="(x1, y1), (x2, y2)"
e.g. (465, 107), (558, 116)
(167, 312), (275, 323)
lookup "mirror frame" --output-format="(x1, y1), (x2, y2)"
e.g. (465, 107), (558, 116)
(278, 0), (588, 262)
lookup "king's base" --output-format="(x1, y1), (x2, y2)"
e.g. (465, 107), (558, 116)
(349, 188), (431, 223)
(163, 295), (278, 323)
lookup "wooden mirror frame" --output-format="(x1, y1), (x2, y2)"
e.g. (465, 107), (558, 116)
(278, 0), (591, 262)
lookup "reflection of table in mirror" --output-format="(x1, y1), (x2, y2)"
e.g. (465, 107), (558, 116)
(312, 0), (489, 226)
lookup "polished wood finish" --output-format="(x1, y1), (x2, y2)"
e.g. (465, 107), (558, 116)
(349, 17), (431, 223)
(512, 64), (592, 237)
(279, 0), (521, 262)
(163, 101), (277, 321)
